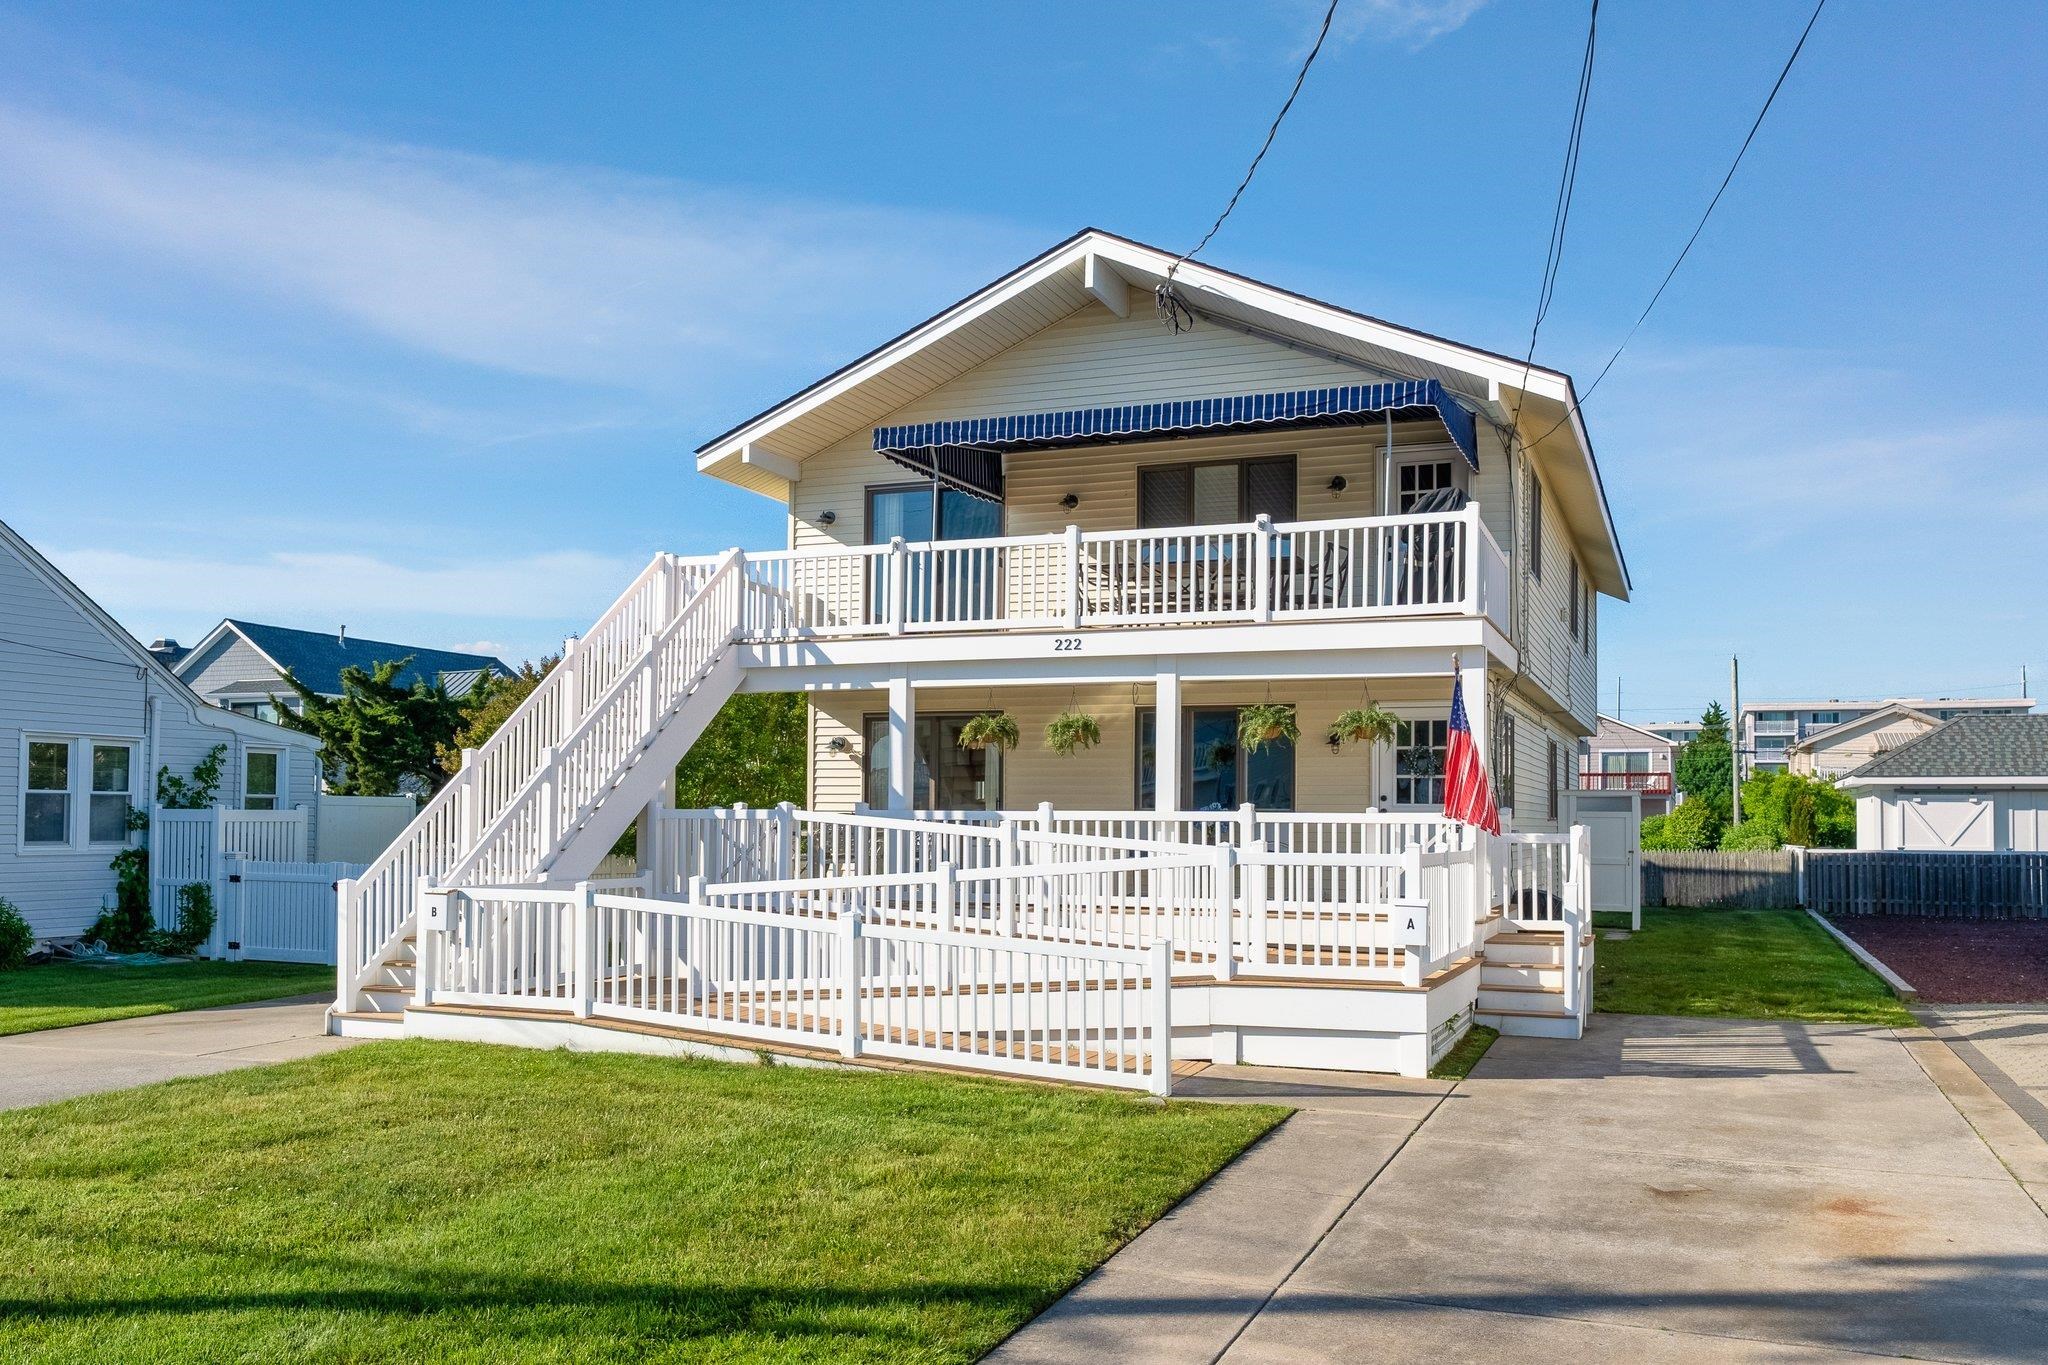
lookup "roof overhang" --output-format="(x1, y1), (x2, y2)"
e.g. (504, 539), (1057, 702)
(694, 229), (1629, 597)
(1839, 776), (2048, 790)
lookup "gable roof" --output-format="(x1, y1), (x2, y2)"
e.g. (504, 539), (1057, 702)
(1593, 714), (1682, 748)
(1840, 715), (2048, 787)
(184, 620), (510, 698)
(1789, 704), (1938, 753)
(0, 518), (318, 749)
(694, 228), (1627, 598)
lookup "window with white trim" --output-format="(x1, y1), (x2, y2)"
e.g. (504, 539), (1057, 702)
(25, 739), (71, 846)
(22, 737), (137, 849)
(244, 749), (283, 811)
(89, 742), (135, 842)
(1528, 471), (1545, 580)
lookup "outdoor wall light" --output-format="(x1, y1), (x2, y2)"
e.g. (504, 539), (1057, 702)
(827, 736), (852, 753)
(818, 510), (837, 526)
(1327, 475), (1349, 493)
(1059, 492), (1080, 511)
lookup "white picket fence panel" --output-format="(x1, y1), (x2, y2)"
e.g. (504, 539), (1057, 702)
(206, 858), (368, 964)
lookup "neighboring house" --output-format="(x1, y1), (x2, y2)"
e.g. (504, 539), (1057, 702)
(1839, 715), (2048, 851)
(0, 519), (324, 943)
(1787, 703), (1940, 779)
(1578, 715), (1679, 815)
(1740, 696), (2034, 778)
(171, 620), (510, 722)
(337, 229), (1632, 1076)
(1640, 719), (1701, 747)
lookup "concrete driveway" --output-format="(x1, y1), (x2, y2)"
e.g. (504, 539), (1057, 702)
(1919, 1005), (2048, 1146)
(995, 1015), (2048, 1364)
(0, 995), (356, 1111)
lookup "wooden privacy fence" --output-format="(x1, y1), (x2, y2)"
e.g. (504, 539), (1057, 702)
(1641, 851), (1797, 909)
(1803, 850), (2048, 919)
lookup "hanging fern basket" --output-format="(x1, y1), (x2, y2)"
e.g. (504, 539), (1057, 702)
(1327, 705), (1400, 749)
(1045, 709), (1103, 757)
(957, 712), (1021, 752)
(1237, 703), (1299, 753)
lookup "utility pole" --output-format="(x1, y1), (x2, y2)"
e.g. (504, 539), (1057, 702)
(1615, 674), (1622, 721)
(1730, 655), (1743, 827)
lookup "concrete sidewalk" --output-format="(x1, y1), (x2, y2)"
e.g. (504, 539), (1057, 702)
(0, 995), (357, 1111)
(1918, 1004), (2048, 1146)
(994, 1015), (2048, 1364)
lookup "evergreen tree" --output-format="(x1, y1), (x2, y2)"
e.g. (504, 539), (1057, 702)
(438, 658), (557, 776)
(271, 657), (466, 797)
(1674, 701), (1734, 819)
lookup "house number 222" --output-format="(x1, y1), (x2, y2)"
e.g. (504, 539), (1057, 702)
(1052, 637), (1082, 652)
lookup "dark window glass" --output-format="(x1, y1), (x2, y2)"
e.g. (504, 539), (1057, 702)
(1397, 460), (1455, 512)
(1138, 457), (1295, 528)
(862, 714), (1002, 811)
(1135, 707), (1294, 810)
(1395, 719), (1448, 807)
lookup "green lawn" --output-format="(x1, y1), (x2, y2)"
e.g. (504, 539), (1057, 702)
(0, 961), (336, 1037)
(0, 1041), (1286, 1363)
(1592, 908), (1915, 1026)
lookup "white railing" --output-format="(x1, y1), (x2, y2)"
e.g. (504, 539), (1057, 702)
(1496, 827), (1591, 1016)
(736, 505), (1509, 639)
(337, 548), (730, 1004)
(451, 554), (745, 888)
(418, 879), (1171, 1094)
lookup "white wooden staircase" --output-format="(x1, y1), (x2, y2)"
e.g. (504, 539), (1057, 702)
(332, 549), (744, 1032)
(1474, 925), (1592, 1039)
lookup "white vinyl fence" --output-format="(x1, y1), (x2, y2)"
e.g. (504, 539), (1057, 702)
(204, 858), (369, 964)
(149, 807), (309, 933)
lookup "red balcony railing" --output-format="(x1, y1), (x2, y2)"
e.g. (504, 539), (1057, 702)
(1579, 770), (1672, 794)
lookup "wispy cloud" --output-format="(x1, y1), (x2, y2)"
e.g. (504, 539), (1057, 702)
(1275, 0), (1489, 53)
(48, 544), (641, 644)
(0, 103), (1037, 406)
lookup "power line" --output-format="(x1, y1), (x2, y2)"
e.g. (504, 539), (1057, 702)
(1527, 0), (1828, 449)
(1158, 0), (1340, 332)
(0, 634), (143, 672)
(1513, 0), (1600, 418)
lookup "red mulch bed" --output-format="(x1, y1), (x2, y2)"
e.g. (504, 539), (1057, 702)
(1826, 916), (2048, 1004)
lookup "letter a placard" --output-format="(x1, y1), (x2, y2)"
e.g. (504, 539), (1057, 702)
(1393, 898), (1429, 949)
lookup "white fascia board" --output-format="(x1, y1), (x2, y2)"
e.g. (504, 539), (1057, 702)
(1082, 252), (1130, 317)
(738, 443), (801, 483)
(698, 231), (1580, 470)
(170, 619), (241, 679)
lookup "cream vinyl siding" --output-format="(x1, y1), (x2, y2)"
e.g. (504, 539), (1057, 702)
(777, 297), (1604, 737)
(1792, 716), (1938, 778)
(786, 303), (1483, 552)
(807, 677), (1472, 815)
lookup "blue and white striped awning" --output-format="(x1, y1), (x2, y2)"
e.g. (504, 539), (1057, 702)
(873, 379), (1480, 501)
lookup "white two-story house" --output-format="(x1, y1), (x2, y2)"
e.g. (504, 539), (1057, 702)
(704, 230), (1621, 827)
(332, 232), (1630, 1082)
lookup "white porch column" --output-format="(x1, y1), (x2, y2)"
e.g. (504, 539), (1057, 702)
(1459, 654), (1491, 787)
(1154, 662), (1182, 813)
(885, 673), (916, 812)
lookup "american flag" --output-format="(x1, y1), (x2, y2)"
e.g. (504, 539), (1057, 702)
(1443, 672), (1501, 835)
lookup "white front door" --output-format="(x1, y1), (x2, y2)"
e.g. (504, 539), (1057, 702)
(1560, 788), (1642, 928)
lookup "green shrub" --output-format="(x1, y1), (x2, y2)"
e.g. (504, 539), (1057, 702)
(1639, 814), (1667, 847)
(0, 898), (32, 970)
(1719, 819), (1783, 851)
(148, 883), (216, 956)
(1644, 800), (1722, 850)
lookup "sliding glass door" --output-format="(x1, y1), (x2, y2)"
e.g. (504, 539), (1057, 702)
(866, 483), (1002, 624)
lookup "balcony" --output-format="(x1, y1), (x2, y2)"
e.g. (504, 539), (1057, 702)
(726, 506), (1509, 642)
(1751, 721), (1798, 738)
(1579, 770), (1673, 794)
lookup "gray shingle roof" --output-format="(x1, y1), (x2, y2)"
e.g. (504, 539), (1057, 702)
(1844, 714), (2048, 782)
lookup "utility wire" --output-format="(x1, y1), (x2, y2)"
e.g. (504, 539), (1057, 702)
(1158, 0), (1340, 332)
(1513, 0), (1601, 423)
(1525, 0), (1828, 449)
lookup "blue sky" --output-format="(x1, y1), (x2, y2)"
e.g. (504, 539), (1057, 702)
(1, 0), (2041, 722)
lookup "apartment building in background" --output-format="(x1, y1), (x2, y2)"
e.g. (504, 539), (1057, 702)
(1740, 696), (2034, 777)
